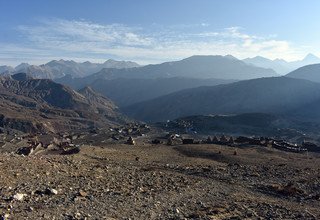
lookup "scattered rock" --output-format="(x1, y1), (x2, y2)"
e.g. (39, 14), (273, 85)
(13, 193), (26, 201)
(61, 147), (80, 155)
(126, 137), (135, 145)
(0, 214), (10, 220)
(40, 188), (58, 195)
(0, 130), (319, 219)
(79, 190), (88, 197)
(16, 147), (33, 156)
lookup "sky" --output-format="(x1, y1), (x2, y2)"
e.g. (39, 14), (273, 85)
(0, 0), (320, 66)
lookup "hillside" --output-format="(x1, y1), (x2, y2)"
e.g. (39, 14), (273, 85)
(0, 73), (124, 133)
(286, 64), (320, 83)
(58, 77), (235, 107)
(0, 65), (14, 74)
(123, 77), (320, 122)
(78, 86), (118, 115)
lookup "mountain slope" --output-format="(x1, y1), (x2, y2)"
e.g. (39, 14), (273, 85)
(286, 64), (320, 83)
(57, 76), (235, 107)
(0, 73), (124, 133)
(78, 86), (118, 116)
(0, 65), (14, 74)
(123, 77), (320, 122)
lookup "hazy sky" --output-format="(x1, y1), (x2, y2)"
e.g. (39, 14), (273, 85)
(0, 0), (320, 65)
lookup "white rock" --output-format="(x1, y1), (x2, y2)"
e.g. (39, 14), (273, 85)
(2, 213), (10, 220)
(13, 193), (26, 201)
(49, 188), (58, 195)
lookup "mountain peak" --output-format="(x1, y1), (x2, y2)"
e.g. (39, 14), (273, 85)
(184, 54), (238, 61)
(303, 53), (320, 63)
(251, 56), (272, 62)
(224, 55), (238, 60)
(78, 86), (96, 95)
(183, 55), (226, 62)
(104, 59), (116, 63)
(15, 63), (30, 71)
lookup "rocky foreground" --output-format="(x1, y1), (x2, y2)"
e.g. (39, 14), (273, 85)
(0, 140), (319, 219)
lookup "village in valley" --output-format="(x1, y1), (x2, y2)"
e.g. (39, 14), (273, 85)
(1, 0), (320, 219)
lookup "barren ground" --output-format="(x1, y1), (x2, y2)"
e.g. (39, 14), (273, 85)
(0, 140), (320, 219)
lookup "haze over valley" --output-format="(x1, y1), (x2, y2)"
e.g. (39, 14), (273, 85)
(1, 1), (320, 219)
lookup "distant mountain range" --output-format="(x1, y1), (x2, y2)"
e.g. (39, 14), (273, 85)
(0, 65), (14, 73)
(0, 59), (140, 79)
(1, 54), (320, 137)
(2, 54), (319, 80)
(55, 55), (277, 106)
(243, 53), (320, 75)
(0, 73), (125, 133)
(72, 55), (277, 80)
(123, 77), (320, 122)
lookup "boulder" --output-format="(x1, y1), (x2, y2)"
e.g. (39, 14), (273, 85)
(127, 136), (135, 145)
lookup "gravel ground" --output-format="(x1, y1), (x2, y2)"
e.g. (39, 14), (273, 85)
(0, 140), (319, 219)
